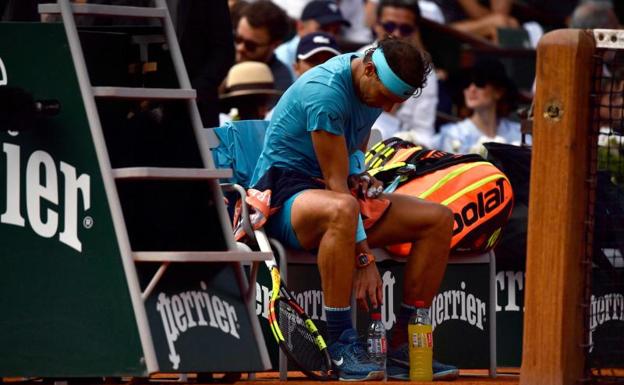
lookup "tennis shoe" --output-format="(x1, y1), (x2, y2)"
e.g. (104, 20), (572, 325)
(328, 329), (385, 381)
(387, 343), (459, 381)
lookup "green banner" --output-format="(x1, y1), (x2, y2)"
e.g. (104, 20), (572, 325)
(254, 260), (493, 370)
(0, 23), (144, 377)
(141, 263), (268, 373)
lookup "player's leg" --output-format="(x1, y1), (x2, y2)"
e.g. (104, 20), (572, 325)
(289, 189), (359, 307)
(280, 189), (384, 381)
(366, 193), (453, 305)
(366, 194), (459, 381)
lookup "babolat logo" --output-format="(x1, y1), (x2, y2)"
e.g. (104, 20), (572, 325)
(0, 57), (7, 86)
(156, 281), (241, 369)
(430, 281), (486, 331)
(453, 178), (506, 235)
(589, 293), (624, 353)
(1, 141), (91, 252)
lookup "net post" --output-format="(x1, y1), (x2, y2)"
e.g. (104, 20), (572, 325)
(520, 29), (596, 385)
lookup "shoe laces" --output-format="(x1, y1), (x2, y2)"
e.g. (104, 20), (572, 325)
(350, 337), (372, 361)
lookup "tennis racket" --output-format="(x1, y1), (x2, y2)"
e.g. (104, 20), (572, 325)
(254, 230), (333, 381)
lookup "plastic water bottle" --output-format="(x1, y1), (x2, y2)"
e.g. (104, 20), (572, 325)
(408, 300), (433, 381)
(367, 311), (387, 372)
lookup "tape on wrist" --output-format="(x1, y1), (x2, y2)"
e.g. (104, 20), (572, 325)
(356, 214), (367, 243)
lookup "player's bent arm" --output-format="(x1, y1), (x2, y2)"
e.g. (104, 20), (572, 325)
(311, 130), (351, 194)
(312, 130), (382, 309)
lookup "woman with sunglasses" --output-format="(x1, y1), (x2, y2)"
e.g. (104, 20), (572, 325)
(434, 58), (526, 154)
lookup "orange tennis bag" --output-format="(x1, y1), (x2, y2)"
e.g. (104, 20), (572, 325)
(365, 137), (514, 257)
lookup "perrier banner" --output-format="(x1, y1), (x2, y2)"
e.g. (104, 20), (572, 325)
(0, 22), (146, 377)
(0, 22), (269, 377)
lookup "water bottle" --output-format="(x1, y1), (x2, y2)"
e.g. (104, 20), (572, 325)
(408, 300), (433, 381)
(367, 311), (387, 371)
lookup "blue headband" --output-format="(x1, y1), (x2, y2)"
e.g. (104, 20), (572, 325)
(371, 48), (416, 99)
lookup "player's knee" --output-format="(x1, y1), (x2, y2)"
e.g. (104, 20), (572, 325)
(434, 204), (454, 233)
(328, 194), (359, 227)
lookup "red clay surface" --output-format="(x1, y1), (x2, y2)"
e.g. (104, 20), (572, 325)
(3, 369), (521, 384)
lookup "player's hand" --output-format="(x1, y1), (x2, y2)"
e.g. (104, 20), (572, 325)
(353, 263), (383, 312)
(349, 172), (384, 199)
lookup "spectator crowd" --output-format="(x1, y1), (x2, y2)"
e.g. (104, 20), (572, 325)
(209, 0), (621, 155)
(1, 0), (621, 154)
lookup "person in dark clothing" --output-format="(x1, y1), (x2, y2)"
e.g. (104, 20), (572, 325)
(234, 0), (293, 92)
(177, 0), (235, 128)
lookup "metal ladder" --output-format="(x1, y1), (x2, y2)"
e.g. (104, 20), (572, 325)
(38, 0), (271, 375)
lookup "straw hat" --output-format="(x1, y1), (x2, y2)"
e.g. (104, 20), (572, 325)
(220, 61), (282, 100)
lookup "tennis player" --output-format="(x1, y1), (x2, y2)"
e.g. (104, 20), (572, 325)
(251, 37), (458, 381)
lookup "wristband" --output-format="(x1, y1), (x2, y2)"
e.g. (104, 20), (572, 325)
(355, 214), (366, 243)
(349, 150), (366, 175)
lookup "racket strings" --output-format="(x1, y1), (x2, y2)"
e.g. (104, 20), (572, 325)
(277, 300), (331, 374)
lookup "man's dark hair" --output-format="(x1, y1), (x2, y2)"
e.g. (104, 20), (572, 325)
(376, 0), (421, 23)
(365, 38), (432, 97)
(241, 1), (291, 43)
(230, 0), (250, 30)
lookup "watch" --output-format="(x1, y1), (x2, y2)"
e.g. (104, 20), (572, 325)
(356, 252), (375, 268)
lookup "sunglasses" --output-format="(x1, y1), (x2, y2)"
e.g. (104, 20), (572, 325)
(465, 80), (488, 89)
(234, 34), (270, 52)
(381, 21), (415, 37)
(463, 74), (491, 89)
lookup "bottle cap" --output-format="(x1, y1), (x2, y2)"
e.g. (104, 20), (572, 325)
(414, 300), (426, 308)
(371, 312), (382, 321)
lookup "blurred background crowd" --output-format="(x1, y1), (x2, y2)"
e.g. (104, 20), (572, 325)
(1, 0), (623, 155)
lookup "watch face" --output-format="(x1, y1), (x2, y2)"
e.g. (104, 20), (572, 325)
(358, 253), (369, 266)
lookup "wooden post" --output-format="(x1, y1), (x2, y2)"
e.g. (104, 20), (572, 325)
(520, 29), (595, 385)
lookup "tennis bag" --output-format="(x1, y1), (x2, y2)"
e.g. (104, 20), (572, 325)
(365, 137), (514, 257)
